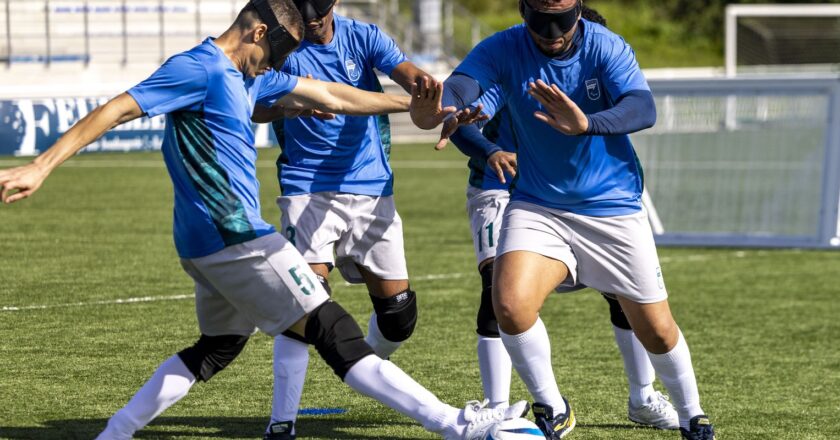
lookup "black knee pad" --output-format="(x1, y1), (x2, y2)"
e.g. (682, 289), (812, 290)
(305, 300), (375, 380)
(281, 329), (309, 344)
(602, 293), (632, 330)
(370, 288), (418, 343)
(177, 334), (249, 382)
(316, 274), (332, 296)
(476, 263), (499, 338)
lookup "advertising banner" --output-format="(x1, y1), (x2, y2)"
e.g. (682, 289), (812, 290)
(0, 97), (277, 156)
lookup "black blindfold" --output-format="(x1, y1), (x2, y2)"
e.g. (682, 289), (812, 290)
(520, 0), (581, 40)
(293, 0), (337, 22)
(251, 0), (301, 70)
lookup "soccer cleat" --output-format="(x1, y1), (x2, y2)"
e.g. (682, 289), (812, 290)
(264, 421), (296, 440)
(679, 415), (716, 440)
(460, 399), (530, 440)
(532, 399), (575, 439)
(628, 391), (680, 430)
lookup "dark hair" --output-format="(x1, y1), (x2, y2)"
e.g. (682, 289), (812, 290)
(581, 4), (607, 27)
(236, 0), (304, 38)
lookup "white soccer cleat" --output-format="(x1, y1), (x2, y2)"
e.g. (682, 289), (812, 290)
(628, 391), (680, 430)
(457, 399), (530, 440)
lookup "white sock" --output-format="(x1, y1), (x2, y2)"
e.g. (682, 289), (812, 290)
(646, 330), (704, 429)
(365, 312), (403, 358)
(268, 334), (310, 432)
(499, 317), (565, 413)
(95, 355), (195, 440)
(613, 326), (656, 406)
(344, 355), (462, 437)
(477, 336), (512, 409)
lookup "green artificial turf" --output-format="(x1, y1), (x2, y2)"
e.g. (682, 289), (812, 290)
(1, 145), (839, 439)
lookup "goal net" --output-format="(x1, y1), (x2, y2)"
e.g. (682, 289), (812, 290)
(634, 77), (840, 249)
(726, 4), (840, 76)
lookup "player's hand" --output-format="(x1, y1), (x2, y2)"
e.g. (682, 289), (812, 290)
(0, 162), (50, 204)
(433, 104), (488, 150)
(409, 76), (457, 130)
(487, 151), (517, 184)
(528, 79), (589, 135)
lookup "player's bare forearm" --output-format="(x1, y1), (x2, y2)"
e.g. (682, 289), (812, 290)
(280, 77), (409, 116)
(0, 93), (142, 203)
(390, 61), (432, 94)
(252, 104), (284, 124)
(35, 93), (143, 172)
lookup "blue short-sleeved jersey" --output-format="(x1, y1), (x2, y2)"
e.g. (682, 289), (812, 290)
(274, 15), (408, 196)
(455, 20), (650, 216)
(467, 86), (517, 191)
(128, 38), (298, 258)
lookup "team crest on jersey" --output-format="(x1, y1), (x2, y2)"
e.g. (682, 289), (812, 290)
(345, 57), (361, 82)
(585, 78), (601, 101)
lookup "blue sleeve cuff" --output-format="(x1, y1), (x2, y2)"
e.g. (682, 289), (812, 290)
(450, 123), (502, 161)
(584, 90), (657, 136)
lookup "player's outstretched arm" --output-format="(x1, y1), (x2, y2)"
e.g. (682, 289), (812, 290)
(252, 74), (336, 123)
(409, 77), (488, 150)
(0, 93), (143, 204)
(275, 77), (410, 117)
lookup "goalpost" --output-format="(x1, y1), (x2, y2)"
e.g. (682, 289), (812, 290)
(637, 76), (840, 249)
(725, 4), (840, 77)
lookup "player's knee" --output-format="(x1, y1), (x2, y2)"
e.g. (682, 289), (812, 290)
(370, 288), (418, 342)
(476, 263), (499, 337)
(305, 300), (375, 380)
(177, 334), (249, 382)
(602, 293), (632, 330)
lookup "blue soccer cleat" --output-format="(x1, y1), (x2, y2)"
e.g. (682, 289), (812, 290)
(680, 415), (716, 440)
(532, 398), (575, 439)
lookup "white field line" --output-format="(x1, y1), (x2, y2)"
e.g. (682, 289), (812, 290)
(0, 159), (467, 170)
(1, 251), (771, 313)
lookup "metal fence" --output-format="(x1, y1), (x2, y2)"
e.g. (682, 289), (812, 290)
(0, 0), (250, 66)
(637, 76), (840, 249)
(0, 0), (491, 68)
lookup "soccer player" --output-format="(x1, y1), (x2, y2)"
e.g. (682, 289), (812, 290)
(449, 5), (679, 432)
(413, 0), (716, 439)
(248, 1), (438, 437)
(0, 1), (523, 439)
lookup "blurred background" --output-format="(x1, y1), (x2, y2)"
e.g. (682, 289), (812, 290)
(1, 0), (839, 248)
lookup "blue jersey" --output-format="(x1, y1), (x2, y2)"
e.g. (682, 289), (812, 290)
(468, 86), (516, 191)
(128, 38), (298, 258)
(455, 20), (650, 216)
(275, 15), (408, 196)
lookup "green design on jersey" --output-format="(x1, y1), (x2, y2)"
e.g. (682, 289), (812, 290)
(372, 76), (392, 160)
(172, 111), (257, 247)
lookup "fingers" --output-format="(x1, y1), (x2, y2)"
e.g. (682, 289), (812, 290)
(502, 157), (517, 177)
(434, 136), (449, 150)
(492, 160), (506, 184)
(533, 111), (553, 125)
(4, 188), (31, 204)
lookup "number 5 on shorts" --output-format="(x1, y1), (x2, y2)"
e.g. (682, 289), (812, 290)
(289, 264), (316, 296)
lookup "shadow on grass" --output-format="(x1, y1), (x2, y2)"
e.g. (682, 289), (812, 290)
(0, 416), (427, 439)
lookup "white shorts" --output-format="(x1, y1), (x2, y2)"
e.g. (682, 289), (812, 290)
(277, 192), (409, 284)
(466, 186), (510, 266)
(497, 201), (668, 303)
(180, 233), (330, 337)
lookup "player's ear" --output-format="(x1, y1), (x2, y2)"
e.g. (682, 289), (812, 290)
(253, 23), (268, 43)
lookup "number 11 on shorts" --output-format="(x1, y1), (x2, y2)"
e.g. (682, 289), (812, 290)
(478, 222), (495, 252)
